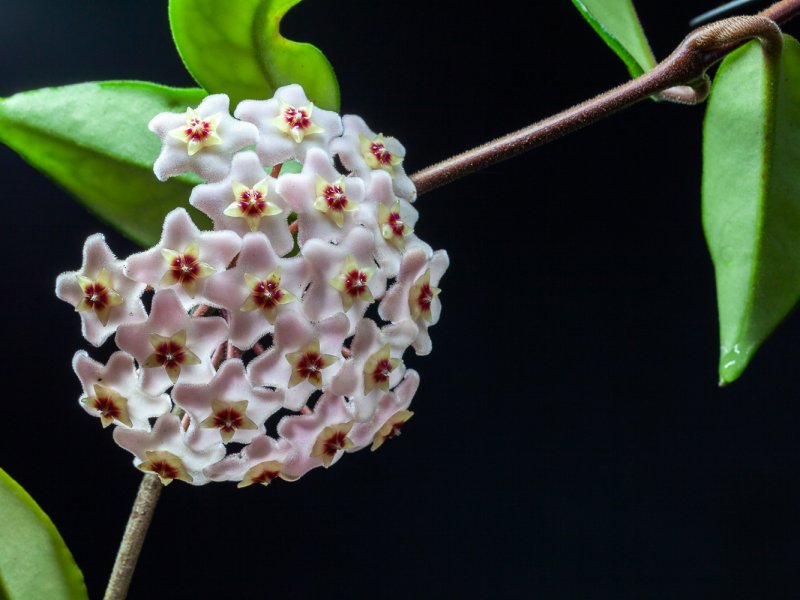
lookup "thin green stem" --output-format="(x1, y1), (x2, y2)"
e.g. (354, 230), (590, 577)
(411, 0), (797, 196)
(103, 474), (163, 600)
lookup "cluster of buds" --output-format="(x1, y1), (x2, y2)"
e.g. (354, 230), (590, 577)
(56, 85), (448, 486)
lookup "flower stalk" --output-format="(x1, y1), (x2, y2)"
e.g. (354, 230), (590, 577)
(103, 474), (163, 600)
(411, 0), (799, 196)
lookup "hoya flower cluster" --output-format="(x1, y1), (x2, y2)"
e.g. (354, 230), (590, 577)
(56, 85), (448, 487)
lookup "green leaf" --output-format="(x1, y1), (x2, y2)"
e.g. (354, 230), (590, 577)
(571, 0), (656, 77)
(0, 81), (210, 247)
(0, 469), (88, 600)
(702, 35), (800, 384)
(169, 0), (340, 111)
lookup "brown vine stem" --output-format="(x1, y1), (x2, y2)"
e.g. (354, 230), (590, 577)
(103, 474), (163, 600)
(411, 1), (798, 196)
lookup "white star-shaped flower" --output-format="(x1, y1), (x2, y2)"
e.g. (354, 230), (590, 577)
(329, 318), (418, 422)
(330, 115), (416, 202)
(124, 208), (240, 310)
(235, 84), (343, 167)
(378, 249), (449, 356)
(349, 370), (420, 452)
(189, 151), (294, 255)
(114, 413), (225, 486)
(247, 311), (349, 410)
(359, 170), (431, 277)
(115, 289), (228, 394)
(149, 94), (258, 182)
(301, 227), (386, 333)
(72, 350), (171, 430)
(205, 435), (297, 487)
(203, 232), (310, 349)
(173, 359), (283, 449)
(277, 391), (354, 476)
(276, 148), (366, 246)
(55, 234), (147, 347)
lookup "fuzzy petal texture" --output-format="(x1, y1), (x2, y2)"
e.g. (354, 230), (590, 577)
(379, 249), (449, 355)
(330, 115), (416, 202)
(203, 232), (310, 349)
(329, 318), (418, 421)
(124, 208), (240, 310)
(205, 435), (297, 485)
(359, 171), (431, 277)
(235, 84), (343, 166)
(114, 413), (225, 485)
(73, 350), (171, 430)
(349, 369), (420, 450)
(247, 312), (349, 410)
(173, 359), (283, 449)
(55, 234), (147, 347)
(115, 289), (228, 394)
(149, 94), (258, 182)
(276, 148), (366, 246)
(189, 151), (294, 254)
(301, 227), (386, 333)
(277, 392), (353, 477)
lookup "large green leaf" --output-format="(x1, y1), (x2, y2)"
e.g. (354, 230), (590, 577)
(169, 0), (340, 111)
(0, 469), (88, 600)
(703, 35), (800, 384)
(571, 0), (656, 77)
(0, 81), (209, 247)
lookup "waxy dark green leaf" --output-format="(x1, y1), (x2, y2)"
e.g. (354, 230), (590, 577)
(169, 0), (340, 111)
(0, 81), (209, 246)
(0, 469), (88, 600)
(571, 0), (656, 77)
(703, 35), (800, 384)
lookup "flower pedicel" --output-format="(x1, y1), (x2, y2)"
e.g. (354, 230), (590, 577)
(56, 84), (448, 486)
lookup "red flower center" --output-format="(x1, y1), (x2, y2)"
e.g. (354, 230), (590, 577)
(323, 431), (349, 456)
(283, 106), (311, 130)
(417, 283), (434, 310)
(185, 118), (212, 141)
(168, 253), (201, 284)
(343, 269), (369, 298)
(212, 408), (245, 434)
(83, 282), (111, 310)
(370, 142), (393, 165)
(371, 358), (394, 384)
(153, 340), (187, 369)
(251, 277), (284, 309)
(93, 395), (121, 420)
(296, 352), (325, 379)
(323, 184), (348, 211)
(387, 211), (405, 237)
(238, 189), (267, 216)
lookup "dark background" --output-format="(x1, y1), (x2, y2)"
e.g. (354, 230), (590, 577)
(2, 1), (799, 598)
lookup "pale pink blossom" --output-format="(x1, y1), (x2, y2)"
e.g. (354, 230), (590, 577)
(203, 233), (310, 349)
(205, 436), (297, 486)
(330, 115), (416, 202)
(301, 227), (386, 331)
(379, 249), (449, 356)
(276, 148), (366, 245)
(349, 370), (420, 451)
(124, 208), (240, 310)
(173, 359), (283, 449)
(235, 84), (343, 166)
(247, 312), (349, 410)
(115, 289), (228, 394)
(55, 234), (146, 347)
(149, 94), (258, 182)
(72, 350), (171, 430)
(114, 413), (225, 485)
(189, 151), (294, 255)
(329, 318), (418, 421)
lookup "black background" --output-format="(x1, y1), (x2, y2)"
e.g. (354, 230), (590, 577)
(2, 1), (800, 598)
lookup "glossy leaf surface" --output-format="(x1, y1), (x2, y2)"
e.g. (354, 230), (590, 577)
(0, 469), (88, 600)
(169, 0), (340, 111)
(703, 35), (800, 384)
(571, 0), (656, 77)
(0, 82), (208, 246)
